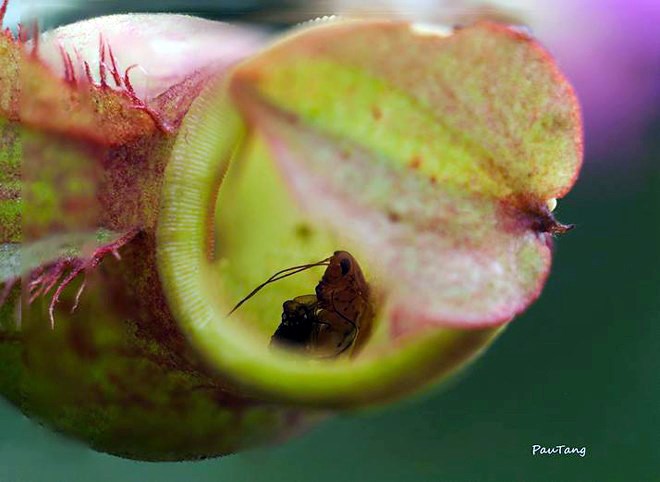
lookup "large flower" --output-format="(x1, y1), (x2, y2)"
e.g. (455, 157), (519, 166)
(0, 4), (582, 460)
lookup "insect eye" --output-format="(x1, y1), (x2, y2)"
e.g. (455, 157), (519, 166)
(339, 258), (351, 275)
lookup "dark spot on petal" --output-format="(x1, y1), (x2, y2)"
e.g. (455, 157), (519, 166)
(387, 211), (401, 223)
(541, 113), (568, 132)
(409, 156), (422, 169)
(371, 105), (383, 120)
(295, 223), (313, 240)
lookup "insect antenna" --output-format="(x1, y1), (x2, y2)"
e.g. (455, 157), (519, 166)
(227, 257), (332, 316)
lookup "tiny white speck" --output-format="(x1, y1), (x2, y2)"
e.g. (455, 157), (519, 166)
(410, 23), (452, 38)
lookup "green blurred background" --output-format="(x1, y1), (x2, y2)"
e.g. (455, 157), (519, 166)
(2, 1), (658, 481)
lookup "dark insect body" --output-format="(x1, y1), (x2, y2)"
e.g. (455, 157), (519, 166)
(229, 251), (371, 358)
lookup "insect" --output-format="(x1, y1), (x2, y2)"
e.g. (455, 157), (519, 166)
(228, 251), (371, 358)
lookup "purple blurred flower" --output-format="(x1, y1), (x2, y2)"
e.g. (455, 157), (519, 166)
(527, 0), (660, 161)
